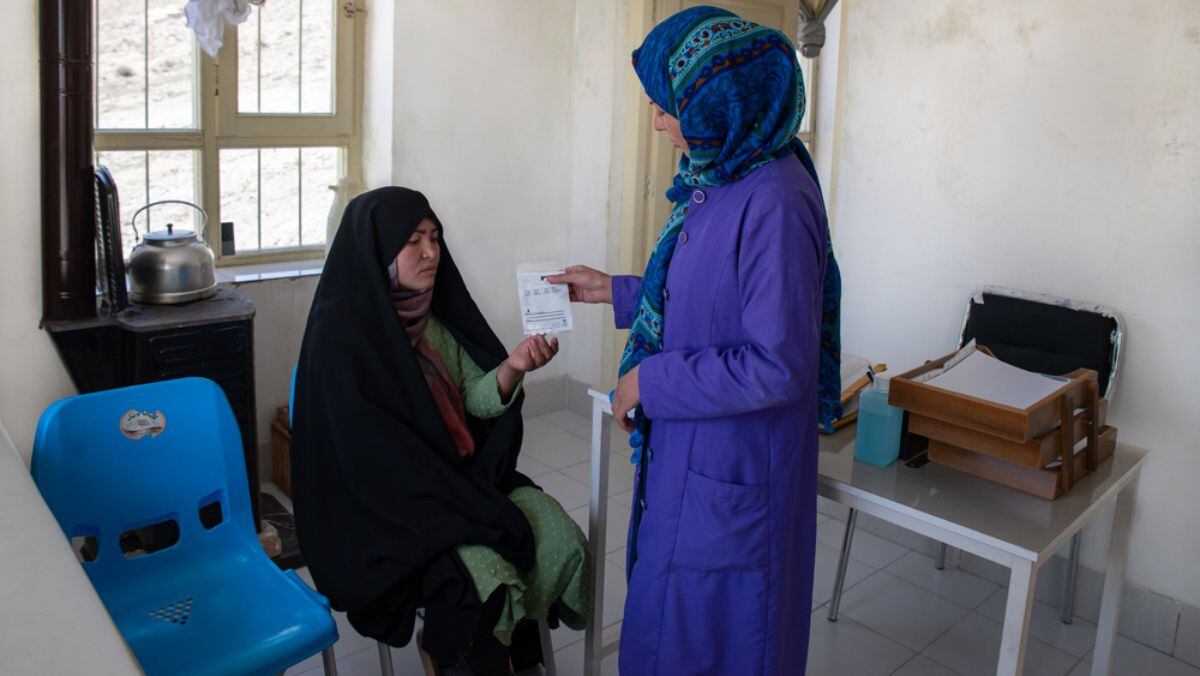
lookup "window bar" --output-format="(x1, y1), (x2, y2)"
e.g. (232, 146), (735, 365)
(143, 0), (150, 128)
(143, 150), (151, 231)
(255, 149), (263, 250)
(297, 148), (304, 245)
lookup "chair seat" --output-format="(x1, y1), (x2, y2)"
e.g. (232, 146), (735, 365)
(103, 529), (336, 676)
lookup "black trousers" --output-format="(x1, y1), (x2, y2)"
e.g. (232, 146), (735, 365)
(459, 588), (545, 675)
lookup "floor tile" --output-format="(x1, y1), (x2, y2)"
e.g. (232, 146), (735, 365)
(811, 542), (874, 610)
(839, 571), (971, 651)
(525, 416), (565, 441)
(1117, 583), (1182, 655)
(1066, 660), (1091, 676)
(1101, 634), (1200, 676)
(607, 547), (627, 570)
(551, 561), (626, 655)
(560, 453), (636, 496)
(541, 409), (592, 436)
(521, 430), (591, 470)
(855, 512), (939, 555)
(550, 624), (621, 676)
(886, 550), (1000, 610)
(608, 431), (635, 459)
(805, 609), (914, 676)
(817, 518), (908, 569)
(817, 495), (851, 521)
(977, 589), (1097, 658)
(1176, 603), (1200, 669)
(892, 654), (961, 676)
(517, 454), (555, 478)
(349, 642), (429, 676)
(567, 498), (630, 554)
(536, 472), (591, 511)
(923, 612), (1079, 676)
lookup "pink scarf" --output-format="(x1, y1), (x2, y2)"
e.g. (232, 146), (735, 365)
(390, 273), (477, 458)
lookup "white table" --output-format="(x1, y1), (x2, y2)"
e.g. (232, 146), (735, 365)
(582, 389), (1145, 676)
(0, 424), (142, 675)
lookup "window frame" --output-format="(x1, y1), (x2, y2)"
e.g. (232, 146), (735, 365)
(92, 1), (364, 265)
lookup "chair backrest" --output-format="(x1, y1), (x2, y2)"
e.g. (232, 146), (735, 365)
(959, 286), (1124, 401)
(32, 377), (254, 583)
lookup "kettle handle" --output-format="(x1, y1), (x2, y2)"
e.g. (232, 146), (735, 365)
(130, 200), (209, 240)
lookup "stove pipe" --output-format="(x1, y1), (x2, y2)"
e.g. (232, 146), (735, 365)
(40, 0), (96, 323)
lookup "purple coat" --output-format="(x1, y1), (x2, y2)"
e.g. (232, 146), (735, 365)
(613, 154), (827, 675)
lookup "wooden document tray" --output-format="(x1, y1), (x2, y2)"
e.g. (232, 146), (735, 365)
(928, 425), (1117, 500)
(890, 347), (1106, 496)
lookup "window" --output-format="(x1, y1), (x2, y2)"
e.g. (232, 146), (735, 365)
(93, 0), (362, 263)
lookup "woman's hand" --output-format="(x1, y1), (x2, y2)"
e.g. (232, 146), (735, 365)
(611, 366), (641, 433)
(506, 334), (559, 373)
(497, 334), (559, 403)
(545, 266), (613, 305)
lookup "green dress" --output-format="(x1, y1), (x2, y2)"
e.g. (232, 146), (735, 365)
(424, 316), (591, 645)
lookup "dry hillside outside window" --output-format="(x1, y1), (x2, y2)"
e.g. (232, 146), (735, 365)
(93, 0), (362, 263)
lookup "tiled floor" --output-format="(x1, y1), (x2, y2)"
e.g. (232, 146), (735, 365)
(273, 410), (1199, 676)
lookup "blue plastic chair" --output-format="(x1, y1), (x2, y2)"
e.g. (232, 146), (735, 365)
(32, 377), (339, 676)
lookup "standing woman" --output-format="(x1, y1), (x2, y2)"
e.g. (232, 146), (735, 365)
(550, 6), (841, 674)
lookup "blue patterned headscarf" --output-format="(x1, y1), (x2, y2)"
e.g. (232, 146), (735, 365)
(620, 6), (843, 456)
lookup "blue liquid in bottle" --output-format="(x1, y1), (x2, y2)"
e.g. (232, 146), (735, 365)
(855, 377), (904, 467)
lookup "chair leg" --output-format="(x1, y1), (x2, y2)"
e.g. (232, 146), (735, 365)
(538, 618), (557, 676)
(377, 640), (395, 676)
(827, 508), (858, 622)
(1061, 532), (1082, 624)
(935, 542), (948, 570)
(321, 645), (338, 676)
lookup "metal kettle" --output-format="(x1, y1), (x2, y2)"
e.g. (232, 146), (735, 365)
(127, 200), (218, 304)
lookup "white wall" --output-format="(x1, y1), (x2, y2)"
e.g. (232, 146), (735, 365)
(565, 0), (628, 390)
(0, 1), (77, 463)
(832, 0), (1200, 606)
(385, 0), (609, 396)
(224, 277), (319, 483)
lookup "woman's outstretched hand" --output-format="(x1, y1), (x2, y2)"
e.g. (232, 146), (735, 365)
(545, 266), (612, 305)
(498, 334), (559, 403)
(506, 334), (559, 374)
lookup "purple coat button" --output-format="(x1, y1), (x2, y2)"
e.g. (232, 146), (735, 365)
(692, 190), (706, 203)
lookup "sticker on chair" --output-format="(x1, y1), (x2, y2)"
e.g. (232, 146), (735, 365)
(120, 410), (167, 440)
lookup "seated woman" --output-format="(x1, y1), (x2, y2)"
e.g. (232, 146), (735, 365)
(291, 187), (589, 676)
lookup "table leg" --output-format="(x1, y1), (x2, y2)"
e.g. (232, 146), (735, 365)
(827, 508), (858, 622)
(997, 558), (1037, 676)
(1061, 532), (1082, 624)
(1091, 474), (1139, 676)
(584, 400), (612, 676)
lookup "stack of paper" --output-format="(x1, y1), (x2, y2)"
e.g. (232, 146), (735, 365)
(923, 350), (1068, 409)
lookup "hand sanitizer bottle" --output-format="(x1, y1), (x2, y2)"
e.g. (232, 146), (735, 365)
(855, 375), (904, 467)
